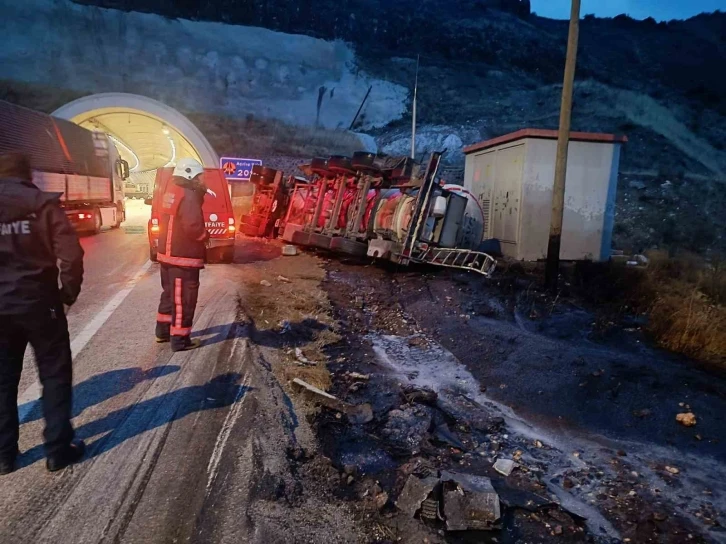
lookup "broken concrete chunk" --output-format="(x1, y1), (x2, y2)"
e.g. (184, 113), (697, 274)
(260, 279), (272, 287)
(381, 405), (433, 456)
(441, 471), (501, 531)
(436, 393), (504, 433)
(291, 378), (373, 424)
(277, 275), (292, 283)
(493, 458), (517, 477)
(676, 412), (697, 427)
(396, 475), (439, 517)
(282, 245), (298, 256)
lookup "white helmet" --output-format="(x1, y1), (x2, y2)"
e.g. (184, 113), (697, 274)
(173, 158), (204, 180)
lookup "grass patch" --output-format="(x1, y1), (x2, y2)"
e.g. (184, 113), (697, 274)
(575, 255), (726, 366)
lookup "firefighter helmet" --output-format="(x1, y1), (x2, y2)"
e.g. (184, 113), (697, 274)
(173, 158), (204, 181)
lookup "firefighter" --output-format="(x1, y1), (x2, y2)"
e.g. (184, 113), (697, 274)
(155, 158), (210, 352)
(0, 152), (85, 475)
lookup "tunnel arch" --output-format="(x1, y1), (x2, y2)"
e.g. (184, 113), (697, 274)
(53, 93), (219, 170)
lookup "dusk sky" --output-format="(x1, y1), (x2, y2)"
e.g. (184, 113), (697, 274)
(531, 0), (724, 21)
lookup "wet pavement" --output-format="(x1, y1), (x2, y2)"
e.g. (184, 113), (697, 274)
(321, 261), (726, 543)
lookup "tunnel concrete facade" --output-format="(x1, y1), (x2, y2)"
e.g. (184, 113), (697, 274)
(53, 93), (219, 169)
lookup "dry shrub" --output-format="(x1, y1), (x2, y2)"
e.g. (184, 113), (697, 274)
(575, 254), (726, 365)
(648, 287), (726, 363)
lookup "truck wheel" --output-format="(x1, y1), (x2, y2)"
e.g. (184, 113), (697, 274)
(111, 204), (123, 229)
(149, 245), (158, 262)
(92, 208), (102, 235)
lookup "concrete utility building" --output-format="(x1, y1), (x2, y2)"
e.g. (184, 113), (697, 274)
(463, 129), (626, 262)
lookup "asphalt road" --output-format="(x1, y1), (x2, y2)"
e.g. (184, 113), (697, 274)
(1, 201), (289, 543)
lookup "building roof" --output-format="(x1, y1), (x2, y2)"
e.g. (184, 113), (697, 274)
(463, 128), (628, 155)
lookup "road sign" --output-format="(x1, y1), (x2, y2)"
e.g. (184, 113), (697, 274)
(220, 157), (262, 181)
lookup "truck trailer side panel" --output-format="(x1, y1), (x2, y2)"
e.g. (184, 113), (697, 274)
(0, 100), (108, 177)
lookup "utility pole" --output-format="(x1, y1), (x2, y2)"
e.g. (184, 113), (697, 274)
(545, 0), (581, 291)
(411, 55), (420, 160)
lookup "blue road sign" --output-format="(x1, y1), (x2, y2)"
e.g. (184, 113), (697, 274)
(220, 157), (262, 181)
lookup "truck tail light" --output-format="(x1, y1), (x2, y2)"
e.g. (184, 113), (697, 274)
(78, 213), (86, 219)
(150, 217), (160, 234)
(228, 217), (236, 233)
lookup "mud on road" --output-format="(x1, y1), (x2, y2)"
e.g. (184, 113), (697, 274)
(309, 259), (726, 543)
(189, 239), (726, 543)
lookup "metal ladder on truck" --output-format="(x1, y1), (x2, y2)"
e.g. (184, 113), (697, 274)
(414, 247), (498, 277)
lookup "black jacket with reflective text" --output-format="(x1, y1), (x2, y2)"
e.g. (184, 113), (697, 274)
(0, 176), (84, 314)
(157, 177), (209, 268)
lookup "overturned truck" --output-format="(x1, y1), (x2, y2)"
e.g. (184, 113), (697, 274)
(271, 152), (496, 276)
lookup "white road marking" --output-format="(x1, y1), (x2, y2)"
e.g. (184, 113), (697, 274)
(17, 260), (153, 421)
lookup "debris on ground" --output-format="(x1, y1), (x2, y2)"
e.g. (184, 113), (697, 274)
(397, 474), (440, 516)
(260, 279), (272, 287)
(401, 384), (438, 406)
(493, 458), (517, 476)
(295, 347), (316, 366)
(676, 412), (697, 427)
(282, 244), (298, 256)
(395, 470), (501, 532)
(665, 465), (680, 475)
(277, 275), (292, 283)
(292, 378), (373, 424)
(441, 471), (501, 531)
(380, 405), (433, 456)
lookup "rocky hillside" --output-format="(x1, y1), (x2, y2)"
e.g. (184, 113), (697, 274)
(73, 1), (725, 176)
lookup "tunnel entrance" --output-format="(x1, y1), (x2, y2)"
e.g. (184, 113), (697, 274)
(53, 93), (219, 195)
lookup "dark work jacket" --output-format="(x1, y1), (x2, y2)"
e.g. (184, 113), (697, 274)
(0, 177), (84, 315)
(157, 177), (209, 269)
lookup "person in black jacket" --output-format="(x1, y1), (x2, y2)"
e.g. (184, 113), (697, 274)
(155, 158), (210, 352)
(0, 152), (86, 475)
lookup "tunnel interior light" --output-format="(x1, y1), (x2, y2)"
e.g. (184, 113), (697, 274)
(164, 135), (177, 168)
(107, 134), (140, 172)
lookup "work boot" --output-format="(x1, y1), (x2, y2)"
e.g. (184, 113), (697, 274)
(171, 337), (201, 352)
(0, 448), (20, 476)
(155, 335), (170, 343)
(46, 439), (86, 472)
(0, 457), (15, 476)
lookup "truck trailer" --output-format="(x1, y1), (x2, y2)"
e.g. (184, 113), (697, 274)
(0, 100), (129, 234)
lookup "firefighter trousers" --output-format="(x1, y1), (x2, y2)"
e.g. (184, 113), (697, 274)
(156, 264), (200, 350)
(0, 305), (75, 460)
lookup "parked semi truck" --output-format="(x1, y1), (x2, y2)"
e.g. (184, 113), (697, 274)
(0, 100), (129, 234)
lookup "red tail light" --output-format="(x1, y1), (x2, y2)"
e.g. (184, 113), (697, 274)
(150, 217), (160, 234)
(228, 217), (236, 233)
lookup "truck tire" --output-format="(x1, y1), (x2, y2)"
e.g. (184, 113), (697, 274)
(111, 203), (124, 229)
(92, 208), (102, 235)
(149, 245), (158, 262)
